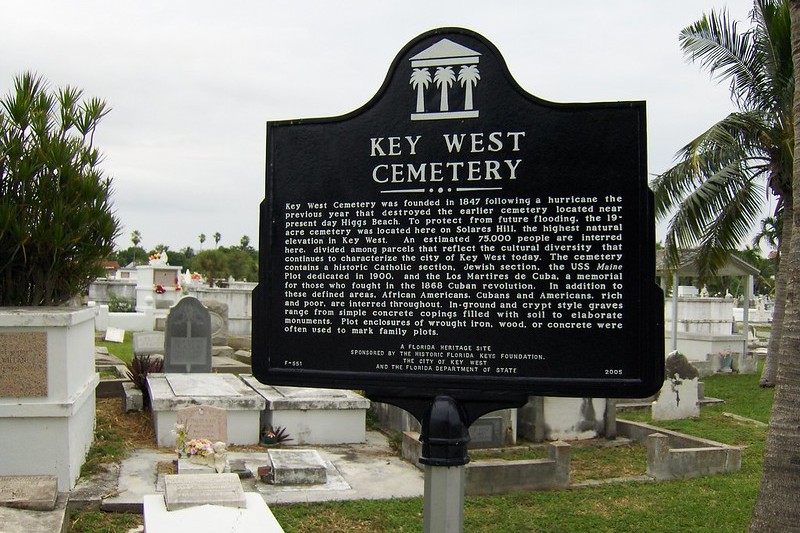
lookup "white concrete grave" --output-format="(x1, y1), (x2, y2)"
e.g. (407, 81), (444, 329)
(0, 308), (98, 491)
(241, 376), (370, 445)
(148, 374), (265, 447)
(144, 493), (284, 533)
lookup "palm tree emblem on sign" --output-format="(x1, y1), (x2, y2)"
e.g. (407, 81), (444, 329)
(409, 38), (481, 121)
(434, 66), (456, 112)
(410, 68), (432, 113)
(458, 64), (480, 111)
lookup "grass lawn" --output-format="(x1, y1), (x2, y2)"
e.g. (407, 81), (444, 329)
(76, 361), (773, 532)
(272, 370), (773, 532)
(96, 332), (134, 364)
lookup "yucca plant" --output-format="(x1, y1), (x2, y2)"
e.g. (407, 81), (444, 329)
(260, 426), (292, 446)
(125, 354), (164, 408)
(0, 72), (120, 306)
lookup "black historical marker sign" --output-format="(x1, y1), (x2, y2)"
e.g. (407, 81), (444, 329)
(253, 28), (664, 402)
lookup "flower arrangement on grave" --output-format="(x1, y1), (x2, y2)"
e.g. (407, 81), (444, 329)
(155, 284), (166, 294)
(717, 350), (735, 373)
(174, 424), (228, 473)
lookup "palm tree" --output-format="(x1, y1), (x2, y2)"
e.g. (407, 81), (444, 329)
(433, 66), (456, 112)
(240, 235), (250, 250)
(410, 68), (432, 113)
(131, 230), (141, 263)
(753, 214), (782, 257)
(198, 233), (206, 250)
(651, 0), (793, 387)
(458, 65), (480, 110)
(750, 4), (800, 527)
(213, 232), (221, 248)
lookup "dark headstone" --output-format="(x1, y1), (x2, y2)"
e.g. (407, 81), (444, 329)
(665, 351), (699, 380)
(164, 297), (212, 373)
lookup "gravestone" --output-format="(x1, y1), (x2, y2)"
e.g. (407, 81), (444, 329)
(653, 351), (700, 420)
(104, 327), (125, 343)
(133, 331), (165, 357)
(267, 449), (327, 485)
(203, 300), (229, 347)
(163, 473), (245, 511)
(176, 405), (228, 443)
(468, 417), (503, 449)
(0, 475), (58, 511)
(164, 297), (212, 373)
(0, 332), (47, 398)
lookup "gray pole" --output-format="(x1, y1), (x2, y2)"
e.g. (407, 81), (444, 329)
(671, 272), (679, 351)
(419, 396), (471, 533)
(423, 464), (465, 532)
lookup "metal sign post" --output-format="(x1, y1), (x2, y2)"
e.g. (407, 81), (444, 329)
(420, 396), (470, 533)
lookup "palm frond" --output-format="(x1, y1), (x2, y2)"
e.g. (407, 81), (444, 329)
(680, 9), (762, 110)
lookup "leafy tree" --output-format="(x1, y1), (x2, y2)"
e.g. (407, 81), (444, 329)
(651, 0), (793, 387)
(750, 2), (800, 526)
(0, 72), (119, 305)
(152, 243), (169, 253)
(191, 249), (228, 287)
(112, 246), (147, 267)
(240, 234), (251, 250)
(165, 249), (191, 272)
(224, 247), (258, 281)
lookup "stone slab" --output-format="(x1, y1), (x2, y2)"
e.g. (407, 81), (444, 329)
(0, 493), (68, 533)
(0, 475), (58, 511)
(211, 356), (251, 374)
(95, 351), (126, 368)
(133, 332), (165, 356)
(241, 377), (369, 410)
(163, 473), (245, 511)
(167, 374), (239, 397)
(212, 346), (235, 358)
(268, 450), (327, 485)
(232, 350), (252, 365)
(177, 405), (227, 442)
(149, 374), (265, 411)
(104, 327), (126, 343)
(177, 459), (217, 475)
(0, 332), (47, 398)
(143, 493), (284, 533)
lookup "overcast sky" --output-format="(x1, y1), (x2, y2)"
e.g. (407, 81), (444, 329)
(1, 0), (763, 253)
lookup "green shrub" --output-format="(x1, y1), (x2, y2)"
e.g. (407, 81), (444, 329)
(0, 72), (119, 305)
(108, 294), (135, 312)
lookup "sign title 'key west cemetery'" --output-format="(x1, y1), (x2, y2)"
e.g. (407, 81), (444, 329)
(253, 28), (664, 404)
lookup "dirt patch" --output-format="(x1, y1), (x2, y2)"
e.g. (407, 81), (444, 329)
(96, 397), (157, 449)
